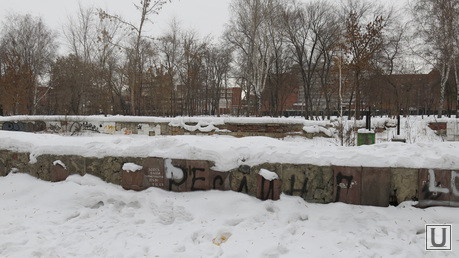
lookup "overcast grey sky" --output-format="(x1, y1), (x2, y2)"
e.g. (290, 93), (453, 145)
(0, 0), (409, 46)
(0, 0), (233, 38)
(0, 0), (407, 36)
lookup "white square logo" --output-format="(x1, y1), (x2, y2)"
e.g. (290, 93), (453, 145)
(425, 224), (452, 251)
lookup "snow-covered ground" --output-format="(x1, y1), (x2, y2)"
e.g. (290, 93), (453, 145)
(1, 115), (458, 257)
(1, 173), (457, 257)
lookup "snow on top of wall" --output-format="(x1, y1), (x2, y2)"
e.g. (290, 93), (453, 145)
(357, 129), (374, 134)
(122, 163), (143, 173)
(0, 116), (455, 171)
(165, 158), (184, 179)
(258, 169), (279, 181)
(0, 115), (308, 125)
(303, 125), (333, 136)
(168, 119), (225, 133)
(53, 160), (67, 169)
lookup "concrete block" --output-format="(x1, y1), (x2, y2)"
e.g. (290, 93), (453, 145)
(361, 167), (391, 207)
(256, 174), (282, 201)
(390, 168), (418, 203)
(122, 169), (146, 191)
(143, 157), (166, 189)
(419, 169), (452, 207)
(209, 169), (230, 191)
(50, 162), (69, 182)
(333, 166), (361, 205)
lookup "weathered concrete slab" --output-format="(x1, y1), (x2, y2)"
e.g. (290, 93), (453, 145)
(9, 152), (30, 175)
(333, 166), (361, 205)
(361, 167), (391, 207)
(85, 158), (105, 181)
(122, 169), (146, 191)
(50, 162), (69, 182)
(187, 160), (210, 191)
(2, 146), (459, 208)
(165, 159), (188, 192)
(229, 164), (262, 197)
(143, 157), (165, 189)
(256, 174), (282, 200)
(281, 164), (309, 199)
(452, 171), (459, 207)
(419, 169), (451, 207)
(101, 157), (124, 185)
(164, 159), (211, 192)
(122, 158), (215, 192)
(209, 169), (230, 191)
(0, 150), (8, 176)
(390, 168), (418, 204)
(281, 164), (334, 203)
(31, 155), (52, 181)
(67, 155), (86, 176)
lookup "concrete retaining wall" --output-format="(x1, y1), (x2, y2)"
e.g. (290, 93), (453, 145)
(0, 116), (316, 138)
(1, 149), (458, 208)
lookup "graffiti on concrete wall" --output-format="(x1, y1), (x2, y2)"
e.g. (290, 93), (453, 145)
(256, 174), (282, 201)
(68, 121), (101, 135)
(1, 120), (135, 135)
(0, 119), (168, 136)
(2, 121), (46, 132)
(166, 159), (188, 191)
(48, 123), (63, 133)
(427, 169), (449, 194)
(121, 128), (132, 135)
(212, 173), (226, 190)
(237, 176), (249, 193)
(166, 159), (229, 192)
(98, 158), (459, 207)
(286, 175), (308, 198)
(420, 169), (459, 207)
(102, 123), (116, 134)
(335, 172), (358, 202)
(453, 171), (459, 196)
(165, 158), (184, 180)
(2, 122), (26, 131)
(333, 167), (361, 205)
(123, 158), (230, 192)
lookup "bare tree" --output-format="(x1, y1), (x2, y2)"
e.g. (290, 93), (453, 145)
(100, 0), (172, 115)
(373, 20), (409, 116)
(177, 30), (206, 116)
(281, 0), (330, 118)
(264, 1), (295, 117)
(340, 0), (391, 120)
(0, 14), (57, 115)
(157, 20), (181, 116)
(226, 0), (280, 116)
(63, 5), (98, 64)
(49, 55), (92, 114)
(314, 2), (341, 119)
(411, 0), (459, 118)
(62, 5), (126, 115)
(203, 43), (233, 116)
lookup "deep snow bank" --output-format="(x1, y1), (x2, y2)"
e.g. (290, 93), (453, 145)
(0, 130), (457, 171)
(0, 173), (457, 257)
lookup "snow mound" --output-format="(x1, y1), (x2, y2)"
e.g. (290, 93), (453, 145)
(259, 169), (279, 181)
(0, 173), (457, 257)
(52, 160), (67, 169)
(122, 163), (143, 173)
